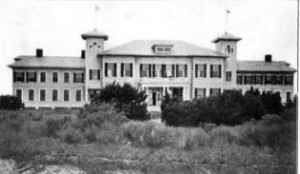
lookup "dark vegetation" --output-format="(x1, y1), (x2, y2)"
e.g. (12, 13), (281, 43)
(0, 95), (24, 110)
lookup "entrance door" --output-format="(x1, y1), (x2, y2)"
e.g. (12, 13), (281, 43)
(152, 92), (157, 106)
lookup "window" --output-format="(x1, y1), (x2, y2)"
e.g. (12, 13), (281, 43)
(52, 72), (58, 83)
(140, 64), (150, 77)
(29, 89), (34, 101)
(196, 64), (206, 78)
(13, 72), (25, 82)
(40, 72), (46, 82)
(210, 88), (221, 96)
(244, 75), (253, 84)
(254, 75), (263, 84)
(89, 69), (100, 80)
(74, 72), (84, 83)
(153, 45), (173, 53)
(16, 89), (22, 101)
(265, 75), (272, 85)
(121, 63), (133, 77)
(286, 92), (291, 101)
(40, 89), (46, 101)
(27, 72), (37, 82)
(105, 63), (117, 77)
(237, 74), (243, 84)
(76, 90), (81, 102)
(275, 75), (283, 85)
(176, 64), (187, 77)
(154, 64), (162, 77)
(64, 72), (70, 83)
(195, 88), (206, 98)
(52, 90), (58, 101)
(226, 71), (232, 81)
(64, 90), (69, 101)
(210, 65), (221, 78)
(285, 75), (293, 85)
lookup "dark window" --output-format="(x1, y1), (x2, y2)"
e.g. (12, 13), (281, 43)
(89, 69), (100, 80)
(210, 88), (221, 96)
(176, 64), (187, 77)
(140, 64), (150, 77)
(16, 89), (22, 101)
(121, 63), (133, 77)
(64, 72), (70, 83)
(226, 71), (232, 81)
(286, 92), (291, 101)
(275, 75), (283, 85)
(244, 75), (253, 84)
(74, 72), (84, 83)
(237, 74), (243, 84)
(210, 65), (221, 78)
(29, 89), (34, 101)
(52, 72), (58, 83)
(195, 88), (206, 98)
(40, 72), (46, 82)
(76, 90), (81, 102)
(52, 90), (58, 101)
(105, 63), (117, 77)
(285, 75), (293, 85)
(254, 75), (263, 84)
(265, 75), (272, 85)
(27, 72), (37, 82)
(64, 90), (69, 101)
(14, 72), (25, 82)
(40, 89), (46, 101)
(196, 64), (206, 78)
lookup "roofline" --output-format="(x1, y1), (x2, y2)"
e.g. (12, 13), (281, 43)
(237, 70), (296, 74)
(8, 65), (85, 70)
(97, 54), (228, 58)
(81, 34), (108, 40)
(212, 38), (242, 43)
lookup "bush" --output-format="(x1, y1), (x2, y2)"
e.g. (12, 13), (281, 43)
(44, 119), (65, 138)
(0, 95), (24, 110)
(177, 128), (210, 150)
(92, 82), (150, 121)
(61, 125), (84, 144)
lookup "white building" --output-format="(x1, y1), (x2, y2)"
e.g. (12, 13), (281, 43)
(9, 29), (295, 110)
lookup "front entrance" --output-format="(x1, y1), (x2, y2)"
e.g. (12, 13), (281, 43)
(148, 87), (163, 107)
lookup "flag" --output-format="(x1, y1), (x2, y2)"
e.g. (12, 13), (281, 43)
(226, 9), (231, 14)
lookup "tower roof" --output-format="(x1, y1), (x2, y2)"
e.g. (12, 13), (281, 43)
(212, 32), (242, 43)
(81, 29), (108, 40)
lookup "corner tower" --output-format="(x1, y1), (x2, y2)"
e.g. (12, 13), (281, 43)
(213, 32), (241, 86)
(81, 29), (108, 102)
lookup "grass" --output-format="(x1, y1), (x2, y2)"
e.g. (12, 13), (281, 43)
(0, 105), (297, 174)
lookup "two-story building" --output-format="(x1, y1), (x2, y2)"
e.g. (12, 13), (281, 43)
(9, 29), (296, 110)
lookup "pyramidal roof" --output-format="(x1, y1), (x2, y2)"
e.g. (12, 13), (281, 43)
(81, 29), (108, 40)
(212, 32), (242, 43)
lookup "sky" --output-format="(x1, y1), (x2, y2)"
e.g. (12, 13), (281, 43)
(0, 0), (298, 95)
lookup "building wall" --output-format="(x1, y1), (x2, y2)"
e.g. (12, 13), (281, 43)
(13, 68), (85, 108)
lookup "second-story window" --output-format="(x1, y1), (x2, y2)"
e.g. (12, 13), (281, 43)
(244, 75), (253, 84)
(285, 75), (293, 85)
(74, 72), (84, 83)
(225, 71), (232, 81)
(64, 72), (70, 83)
(27, 72), (37, 82)
(89, 69), (100, 80)
(237, 74), (243, 84)
(105, 63), (117, 77)
(13, 72), (25, 82)
(176, 64), (187, 77)
(121, 63), (133, 77)
(195, 64), (206, 78)
(275, 75), (283, 85)
(265, 75), (272, 85)
(254, 75), (263, 84)
(210, 65), (221, 78)
(40, 72), (46, 82)
(52, 72), (58, 83)
(140, 64), (150, 77)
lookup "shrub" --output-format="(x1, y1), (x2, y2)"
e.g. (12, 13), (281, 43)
(92, 82), (150, 121)
(84, 129), (97, 143)
(45, 119), (65, 138)
(177, 128), (210, 150)
(210, 125), (238, 145)
(62, 125), (84, 144)
(0, 95), (24, 110)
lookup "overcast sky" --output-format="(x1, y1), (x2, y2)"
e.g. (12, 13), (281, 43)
(0, 0), (298, 95)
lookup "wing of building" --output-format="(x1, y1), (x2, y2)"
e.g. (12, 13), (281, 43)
(8, 30), (296, 110)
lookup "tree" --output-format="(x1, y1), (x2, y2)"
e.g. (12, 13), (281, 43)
(0, 95), (24, 110)
(92, 82), (150, 121)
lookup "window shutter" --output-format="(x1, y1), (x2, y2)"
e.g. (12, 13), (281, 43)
(97, 70), (100, 79)
(121, 63), (124, 77)
(130, 64), (133, 77)
(34, 72), (37, 82)
(218, 65), (222, 78)
(172, 64), (175, 77)
(89, 70), (92, 80)
(210, 65), (213, 78)
(176, 64), (179, 77)
(152, 64), (156, 77)
(195, 65), (198, 78)
(149, 64), (152, 77)
(194, 89), (198, 98)
(114, 63), (117, 77)
(26, 72), (29, 82)
(204, 64), (207, 78)
(185, 65), (187, 77)
(140, 64), (143, 77)
(105, 63), (108, 77)
(82, 72), (85, 82)
(13, 72), (16, 82)
(73, 73), (76, 83)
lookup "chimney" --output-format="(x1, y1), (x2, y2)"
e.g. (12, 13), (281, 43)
(81, 50), (85, 59)
(265, 54), (272, 62)
(36, 49), (43, 58)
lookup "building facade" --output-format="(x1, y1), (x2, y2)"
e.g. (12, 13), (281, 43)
(9, 30), (296, 110)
